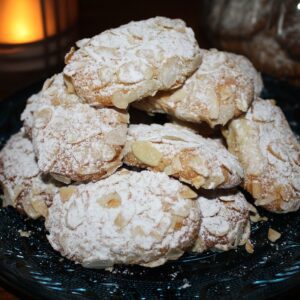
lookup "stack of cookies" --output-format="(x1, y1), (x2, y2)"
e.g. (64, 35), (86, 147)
(1, 17), (299, 269)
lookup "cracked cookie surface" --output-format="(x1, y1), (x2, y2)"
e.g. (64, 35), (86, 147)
(0, 132), (57, 219)
(124, 123), (243, 189)
(22, 74), (129, 183)
(193, 190), (251, 252)
(223, 98), (300, 213)
(45, 169), (200, 268)
(133, 49), (261, 127)
(63, 17), (201, 109)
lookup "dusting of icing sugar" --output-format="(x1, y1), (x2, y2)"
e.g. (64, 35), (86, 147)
(21, 73), (80, 135)
(63, 17), (201, 106)
(193, 190), (251, 252)
(125, 123), (244, 189)
(225, 98), (300, 213)
(22, 73), (129, 183)
(0, 132), (39, 180)
(133, 49), (257, 127)
(45, 169), (200, 268)
(0, 132), (57, 218)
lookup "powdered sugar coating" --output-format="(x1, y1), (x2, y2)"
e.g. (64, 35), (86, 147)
(0, 132), (57, 219)
(223, 98), (300, 213)
(193, 190), (251, 252)
(45, 169), (200, 268)
(226, 52), (263, 95)
(21, 74), (80, 137)
(22, 74), (129, 183)
(63, 17), (201, 108)
(124, 123), (243, 189)
(133, 49), (257, 127)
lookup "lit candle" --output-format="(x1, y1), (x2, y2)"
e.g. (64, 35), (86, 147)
(0, 0), (78, 72)
(0, 0), (45, 44)
(0, 0), (77, 45)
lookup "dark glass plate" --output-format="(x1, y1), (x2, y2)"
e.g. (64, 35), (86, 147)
(0, 77), (300, 300)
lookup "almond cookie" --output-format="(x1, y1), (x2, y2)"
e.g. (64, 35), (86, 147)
(133, 49), (261, 127)
(21, 74), (80, 137)
(45, 169), (200, 268)
(0, 132), (57, 219)
(193, 190), (251, 253)
(21, 74), (129, 183)
(124, 123), (243, 189)
(223, 98), (300, 213)
(63, 17), (201, 109)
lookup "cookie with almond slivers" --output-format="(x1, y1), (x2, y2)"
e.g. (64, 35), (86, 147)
(124, 123), (243, 189)
(133, 49), (262, 127)
(22, 74), (129, 183)
(46, 169), (200, 268)
(223, 98), (300, 213)
(63, 17), (201, 109)
(0, 132), (57, 219)
(193, 190), (252, 253)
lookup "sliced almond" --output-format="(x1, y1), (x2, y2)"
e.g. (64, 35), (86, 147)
(189, 156), (209, 177)
(51, 173), (72, 184)
(118, 62), (145, 84)
(158, 57), (179, 88)
(34, 108), (53, 128)
(291, 176), (300, 192)
(254, 197), (273, 206)
(171, 215), (184, 231)
(112, 92), (129, 109)
(245, 240), (254, 254)
(162, 202), (171, 212)
(64, 47), (75, 64)
(162, 135), (184, 141)
(51, 97), (61, 106)
(59, 186), (77, 202)
(105, 127), (128, 146)
(98, 67), (114, 85)
(251, 181), (262, 199)
(268, 228), (281, 242)
(97, 192), (121, 208)
(114, 213), (128, 229)
(172, 206), (190, 218)
(267, 143), (287, 162)
(131, 141), (162, 167)
(18, 230), (31, 237)
(132, 225), (146, 236)
(63, 74), (75, 94)
(164, 165), (175, 176)
(172, 156), (183, 172)
(31, 199), (48, 218)
(166, 248), (184, 260)
(250, 211), (268, 223)
(179, 185), (197, 199)
(22, 199), (41, 220)
(219, 195), (235, 202)
(150, 230), (163, 241)
(204, 217), (229, 236)
(140, 258), (167, 268)
(250, 214), (260, 223)
(42, 77), (54, 90)
(191, 175), (206, 189)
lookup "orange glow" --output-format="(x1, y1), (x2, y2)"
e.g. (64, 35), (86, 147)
(0, 0), (45, 44)
(0, 0), (78, 44)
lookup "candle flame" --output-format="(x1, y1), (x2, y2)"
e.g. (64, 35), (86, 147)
(0, 0), (44, 44)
